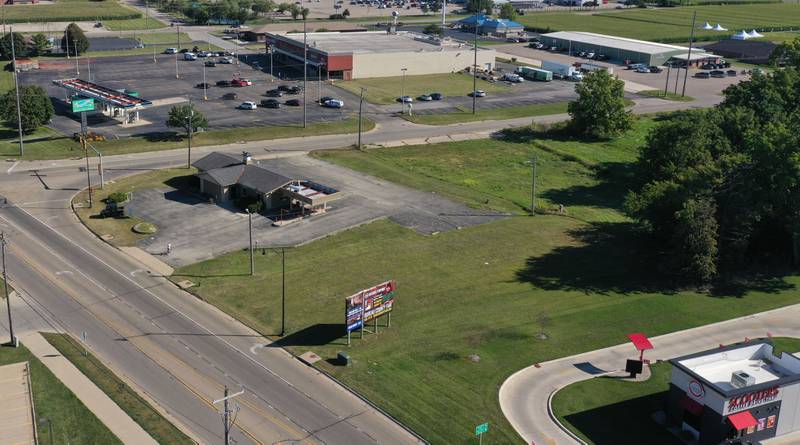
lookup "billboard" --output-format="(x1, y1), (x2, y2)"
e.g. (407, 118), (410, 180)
(345, 280), (396, 333)
(72, 97), (95, 113)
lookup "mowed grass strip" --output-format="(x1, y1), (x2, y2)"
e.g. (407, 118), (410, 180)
(0, 342), (122, 445)
(0, 0), (141, 22)
(403, 101), (569, 125)
(552, 337), (800, 445)
(176, 118), (800, 444)
(41, 333), (195, 445)
(104, 17), (167, 31)
(517, 4), (800, 42)
(337, 73), (509, 104)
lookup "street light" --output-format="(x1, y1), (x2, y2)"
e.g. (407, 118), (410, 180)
(74, 39), (79, 75)
(185, 104), (193, 168)
(400, 67), (407, 114)
(202, 62), (208, 100)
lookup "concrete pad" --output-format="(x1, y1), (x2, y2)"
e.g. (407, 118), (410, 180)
(119, 246), (175, 277)
(622, 79), (654, 93)
(21, 332), (158, 445)
(299, 352), (322, 365)
(0, 362), (35, 445)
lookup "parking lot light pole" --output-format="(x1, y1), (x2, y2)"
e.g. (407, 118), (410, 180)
(74, 39), (79, 75)
(186, 105), (193, 168)
(400, 67), (407, 113)
(680, 10), (697, 98)
(472, 21), (478, 115)
(177, 25), (181, 50)
(10, 27), (23, 157)
(357, 87), (364, 149)
(303, 19), (307, 129)
(247, 210), (254, 276)
(175, 51), (179, 79)
(202, 63), (208, 100)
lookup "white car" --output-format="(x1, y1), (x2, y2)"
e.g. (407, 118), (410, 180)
(164, 47), (178, 54)
(398, 96), (413, 103)
(570, 73), (584, 82)
(219, 57), (234, 64)
(503, 73), (523, 83)
(469, 90), (486, 97)
(183, 52), (197, 61)
(323, 99), (344, 108)
(238, 101), (257, 110)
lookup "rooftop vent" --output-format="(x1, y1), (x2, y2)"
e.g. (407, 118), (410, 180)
(731, 370), (756, 388)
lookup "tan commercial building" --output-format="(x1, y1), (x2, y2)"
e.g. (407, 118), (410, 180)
(266, 31), (496, 80)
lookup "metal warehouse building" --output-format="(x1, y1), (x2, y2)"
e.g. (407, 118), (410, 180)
(539, 31), (717, 66)
(266, 31), (496, 80)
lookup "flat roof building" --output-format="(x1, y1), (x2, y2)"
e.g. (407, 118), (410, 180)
(539, 31), (718, 66)
(667, 340), (800, 445)
(266, 31), (495, 80)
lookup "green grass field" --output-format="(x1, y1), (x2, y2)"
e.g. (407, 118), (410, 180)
(0, 342), (122, 445)
(552, 337), (800, 444)
(0, 117), (372, 161)
(41, 333), (194, 445)
(517, 4), (800, 42)
(104, 17), (167, 31)
(638, 90), (695, 101)
(1, 0), (141, 23)
(337, 73), (510, 104)
(173, 117), (800, 444)
(403, 101), (569, 125)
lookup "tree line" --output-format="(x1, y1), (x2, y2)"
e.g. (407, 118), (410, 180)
(0, 23), (89, 60)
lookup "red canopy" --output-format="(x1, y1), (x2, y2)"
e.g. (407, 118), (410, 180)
(728, 411), (758, 430)
(627, 333), (653, 351)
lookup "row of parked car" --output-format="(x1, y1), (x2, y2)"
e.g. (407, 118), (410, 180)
(396, 92), (445, 103)
(695, 70), (739, 79)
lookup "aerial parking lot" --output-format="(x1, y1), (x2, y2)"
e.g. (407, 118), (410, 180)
(18, 52), (356, 139)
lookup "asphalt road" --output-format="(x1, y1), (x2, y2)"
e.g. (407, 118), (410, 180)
(0, 97), (710, 445)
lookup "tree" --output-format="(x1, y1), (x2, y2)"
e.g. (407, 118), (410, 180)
(31, 33), (49, 56)
(0, 32), (31, 60)
(166, 104), (208, 135)
(276, 2), (292, 12)
(301, 7), (310, 20)
(290, 3), (301, 19)
(342, 8), (350, 17)
(423, 23), (443, 36)
(567, 70), (632, 139)
(252, 0), (276, 15)
(0, 85), (53, 135)
(499, 2), (517, 20)
(671, 198), (719, 284)
(466, 0), (493, 14)
(61, 23), (89, 56)
(430, 0), (442, 13)
(770, 36), (800, 68)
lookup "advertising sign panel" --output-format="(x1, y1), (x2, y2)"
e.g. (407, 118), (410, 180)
(72, 97), (95, 113)
(345, 280), (396, 333)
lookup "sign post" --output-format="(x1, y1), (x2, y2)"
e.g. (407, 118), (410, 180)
(475, 422), (489, 444)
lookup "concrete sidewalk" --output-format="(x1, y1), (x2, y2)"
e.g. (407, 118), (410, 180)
(0, 362), (36, 445)
(21, 332), (158, 445)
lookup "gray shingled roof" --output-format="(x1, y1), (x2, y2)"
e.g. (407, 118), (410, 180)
(197, 165), (245, 187)
(239, 165), (292, 194)
(192, 152), (242, 172)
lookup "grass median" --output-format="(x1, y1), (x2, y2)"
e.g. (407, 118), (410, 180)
(638, 90), (695, 102)
(337, 73), (509, 105)
(174, 116), (800, 443)
(41, 332), (195, 445)
(403, 101), (569, 125)
(0, 342), (122, 445)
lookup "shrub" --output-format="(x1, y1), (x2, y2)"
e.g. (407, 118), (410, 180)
(107, 192), (128, 203)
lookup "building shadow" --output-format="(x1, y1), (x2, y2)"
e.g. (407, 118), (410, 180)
(269, 323), (346, 347)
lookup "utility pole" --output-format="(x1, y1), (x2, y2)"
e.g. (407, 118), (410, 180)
(303, 19), (307, 128)
(681, 10), (697, 98)
(177, 25), (181, 50)
(248, 210), (254, 276)
(472, 19), (478, 115)
(213, 387), (243, 445)
(281, 247), (286, 337)
(10, 27), (23, 157)
(202, 62), (208, 100)
(87, 54), (91, 81)
(87, 143), (104, 189)
(65, 32), (70, 59)
(664, 65), (671, 97)
(269, 45), (273, 79)
(357, 87), (364, 149)
(186, 103), (193, 168)
(1, 232), (13, 347)
(175, 51), (179, 79)
(74, 39), (79, 74)
(82, 134), (93, 208)
(400, 67), (407, 114)
(530, 155), (537, 216)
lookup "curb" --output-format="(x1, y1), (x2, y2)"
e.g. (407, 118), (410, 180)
(546, 387), (587, 445)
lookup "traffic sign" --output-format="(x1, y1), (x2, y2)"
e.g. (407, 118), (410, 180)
(72, 97), (95, 113)
(475, 422), (489, 436)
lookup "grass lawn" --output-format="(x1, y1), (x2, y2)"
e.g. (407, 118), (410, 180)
(517, 4), (800, 42)
(104, 17), (167, 31)
(0, 117), (372, 161)
(552, 337), (800, 445)
(1, 0), (140, 23)
(72, 168), (196, 247)
(174, 116), (800, 444)
(87, 41), (223, 58)
(0, 342), (121, 445)
(638, 90), (695, 102)
(403, 101), (569, 125)
(336, 73), (509, 104)
(41, 333), (194, 445)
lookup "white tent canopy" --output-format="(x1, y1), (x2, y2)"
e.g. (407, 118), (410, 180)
(748, 29), (764, 38)
(713, 24), (728, 31)
(731, 30), (751, 40)
(700, 22), (713, 30)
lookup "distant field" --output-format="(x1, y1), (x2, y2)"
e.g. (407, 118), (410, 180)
(517, 4), (800, 42)
(0, 0), (141, 23)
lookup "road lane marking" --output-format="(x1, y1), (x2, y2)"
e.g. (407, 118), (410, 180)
(6, 161), (19, 174)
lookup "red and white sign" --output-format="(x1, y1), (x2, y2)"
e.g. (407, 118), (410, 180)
(727, 387), (779, 414)
(688, 379), (705, 398)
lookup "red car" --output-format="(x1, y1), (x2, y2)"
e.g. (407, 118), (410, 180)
(231, 78), (252, 87)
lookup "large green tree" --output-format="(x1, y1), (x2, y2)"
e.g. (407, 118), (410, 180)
(0, 85), (54, 135)
(166, 104), (208, 135)
(771, 36), (800, 68)
(466, 0), (493, 14)
(499, 3), (517, 20)
(0, 32), (31, 60)
(61, 23), (89, 56)
(567, 70), (632, 139)
(31, 33), (49, 56)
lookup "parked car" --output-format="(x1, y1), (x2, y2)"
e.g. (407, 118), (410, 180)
(430, 92), (444, 100)
(164, 47), (178, 54)
(195, 82), (211, 89)
(183, 52), (197, 61)
(319, 96), (334, 104)
(197, 51), (210, 58)
(586, 52), (595, 59)
(179, 48), (190, 53)
(397, 96), (413, 103)
(322, 99), (344, 108)
(260, 99), (281, 108)
(503, 73), (523, 83)
(418, 94), (433, 101)
(710, 70), (726, 78)
(569, 72), (584, 82)
(231, 78), (253, 87)
(627, 63), (646, 70)
(238, 101), (257, 110)
(216, 80), (231, 87)
(205, 60), (217, 67)
(222, 92), (239, 100)
(649, 66), (663, 73)
(468, 90), (486, 97)
(635, 66), (650, 73)
(726, 69), (738, 77)
(218, 57), (233, 64)
(266, 89), (284, 97)
(285, 99), (302, 106)
(285, 86), (301, 94)
(694, 71), (711, 79)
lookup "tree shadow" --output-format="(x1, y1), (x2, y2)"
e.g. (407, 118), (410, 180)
(542, 161), (634, 214)
(563, 392), (680, 445)
(139, 131), (184, 143)
(269, 323), (347, 347)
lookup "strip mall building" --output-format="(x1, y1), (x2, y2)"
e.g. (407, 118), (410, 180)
(668, 340), (800, 444)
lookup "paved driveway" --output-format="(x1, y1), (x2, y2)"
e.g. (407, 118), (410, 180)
(127, 154), (505, 266)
